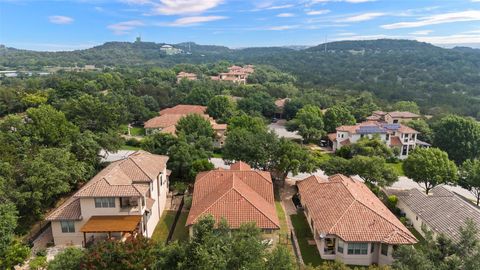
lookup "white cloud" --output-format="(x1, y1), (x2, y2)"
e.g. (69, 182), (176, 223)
(107, 20), (144, 34)
(306, 9), (330, 15)
(164, 15), (227, 26)
(265, 4), (294, 10)
(48, 15), (74, 24)
(265, 25), (299, 30)
(308, 0), (375, 3)
(151, 0), (224, 15)
(277, 13), (295, 17)
(409, 30), (433, 35)
(337, 12), (386, 22)
(382, 10), (480, 29)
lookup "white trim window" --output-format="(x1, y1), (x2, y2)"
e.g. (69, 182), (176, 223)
(381, 243), (389, 256)
(347, 243), (368, 255)
(60, 221), (75, 233)
(94, 197), (115, 208)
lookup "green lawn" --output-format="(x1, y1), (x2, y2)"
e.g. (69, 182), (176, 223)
(290, 213), (323, 266)
(171, 211), (189, 242)
(211, 152), (223, 158)
(119, 144), (142, 150)
(130, 127), (145, 136)
(152, 210), (176, 243)
(387, 162), (405, 176)
(275, 202), (288, 235)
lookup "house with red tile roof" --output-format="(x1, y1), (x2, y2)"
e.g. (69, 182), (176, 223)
(297, 174), (417, 266)
(328, 121), (427, 159)
(176, 72), (197, 83)
(46, 151), (169, 247)
(210, 65), (255, 84)
(186, 161), (280, 235)
(144, 105), (227, 148)
(366, 111), (421, 124)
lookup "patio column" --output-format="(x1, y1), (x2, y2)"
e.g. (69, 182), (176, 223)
(83, 232), (86, 248)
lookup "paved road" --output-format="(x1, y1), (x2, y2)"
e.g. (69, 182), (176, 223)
(268, 120), (302, 139)
(99, 150), (136, 162)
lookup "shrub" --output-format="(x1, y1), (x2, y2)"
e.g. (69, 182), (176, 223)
(183, 196), (192, 210)
(125, 138), (141, 147)
(29, 256), (47, 270)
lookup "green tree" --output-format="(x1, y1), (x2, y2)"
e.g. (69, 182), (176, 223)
(336, 136), (393, 159)
(459, 159), (480, 206)
(167, 138), (212, 182)
(176, 114), (215, 142)
(403, 147), (458, 194)
(406, 119), (433, 143)
(433, 115), (480, 164)
(47, 247), (84, 270)
(320, 155), (398, 187)
(270, 138), (318, 181)
(141, 133), (179, 155)
(26, 104), (79, 147)
(0, 200), (17, 259)
(237, 92), (276, 117)
(265, 246), (296, 270)
(287, 105), (325, 143)
(207, 96), (235, 123)
(0, 239), (30, 270)
(324, 105), (356, 133)
(392, 101), (420, 114)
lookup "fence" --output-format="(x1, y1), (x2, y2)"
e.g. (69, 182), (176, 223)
(166, 195), (185, 244)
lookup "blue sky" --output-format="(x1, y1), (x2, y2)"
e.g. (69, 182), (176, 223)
(1, 0), (480, 51)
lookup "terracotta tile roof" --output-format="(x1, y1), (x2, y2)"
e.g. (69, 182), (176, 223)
(46, 198), (82, 221)
(159, 105), (206, 115)
(230, 161), (252, 170)
(373, 110), (387, 116)
(144, 114), (184, 129)
(386, 186), (480, 242)
(327, 133), (337, 142)
(297, 174), (417, 245)
(340, 139), (351, 146)
(398, 124), (419, 134)
(387, 111), (420, 118)
(390, 136), (402, 146)
(186, 162), (279, 229)
(275, 98), (290, 108)
(46, 151), (168, 220)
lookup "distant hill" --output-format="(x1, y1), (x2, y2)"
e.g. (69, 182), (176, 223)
(1, 39), (479, 118)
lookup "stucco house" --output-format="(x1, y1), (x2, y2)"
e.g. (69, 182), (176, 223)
(186, 161), (280, 235)
(367, 111), (421, 124)
(385, 186), (480, 242)
(46, 151), (169, 247)
(327, 121), (424, 159)
(143, 105), (227, 148)
(176, 72), (197, 83)
(297, 174), (417, 266)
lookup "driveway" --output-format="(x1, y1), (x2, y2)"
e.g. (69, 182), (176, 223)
(268, 120), (302, 139)
(99, 150), (136, 163)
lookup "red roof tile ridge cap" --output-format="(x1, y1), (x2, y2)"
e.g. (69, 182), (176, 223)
(327, 199), (357, 235)
(230, 179), (280, 228)
(254, 170), (272, 183)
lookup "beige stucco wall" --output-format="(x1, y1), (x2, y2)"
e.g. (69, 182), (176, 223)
(302, 202), (395, 266)
(51, 168), (169, 246)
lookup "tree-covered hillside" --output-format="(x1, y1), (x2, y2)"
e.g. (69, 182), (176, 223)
(1, 39), (480, 118)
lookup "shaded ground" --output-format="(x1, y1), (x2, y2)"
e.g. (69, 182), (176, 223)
(290, 212), (323, 266)
(268, 120), (302, 139)
(152, 210), (176, 243)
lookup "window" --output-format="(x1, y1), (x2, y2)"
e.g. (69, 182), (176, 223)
(386, 134), (390, 141)
(347, 243), (368, 255)
(371, 243), (374, 253)
(337, 240), (344, 253)
(393, 119), (399, 123)
(402, 145), (408, 156)
(60, 221), (75, 233)
(95, 197), (115, 208)
(381, 243), (389, 256)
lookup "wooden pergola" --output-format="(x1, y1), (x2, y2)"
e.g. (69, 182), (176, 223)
(80, 215), (142, 247)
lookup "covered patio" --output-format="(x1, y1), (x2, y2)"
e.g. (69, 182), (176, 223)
(80, 215), (142, 247)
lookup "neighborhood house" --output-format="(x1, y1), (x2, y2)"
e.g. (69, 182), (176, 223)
(46, 151), (169, 247)
(328, 121), (426, 159)
(210, 65), (255, 84)
(297, 174), (417, 266)
(176, 72), (197, 83)
(143, 105), (227, 148)
(367, 111), (421, 123)
(386, 186), (480, 242)
(186, 161), (280, 236)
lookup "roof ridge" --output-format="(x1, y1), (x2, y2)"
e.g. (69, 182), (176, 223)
(254, 171), (272, 183)
(128, 152), (153, 181)
(231, 177), (279, 227)
(328, 200), (356, 234)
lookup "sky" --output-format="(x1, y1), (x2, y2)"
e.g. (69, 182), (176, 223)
(1, 0), (480, 51)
